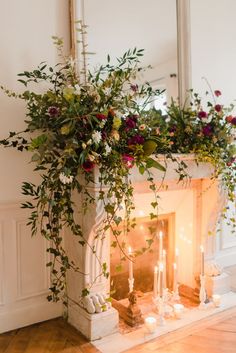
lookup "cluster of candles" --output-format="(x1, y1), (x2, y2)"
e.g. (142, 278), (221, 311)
(128, 231), (206, 297)
(153, 231), (179, 298)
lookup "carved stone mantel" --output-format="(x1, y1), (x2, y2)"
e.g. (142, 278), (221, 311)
(65, 154), (224, 340)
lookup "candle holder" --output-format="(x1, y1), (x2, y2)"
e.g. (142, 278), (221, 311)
(172, 283), (180, 302)
(199, 274), (207, 309)
(128, 277), (134, 293)
(157, 296), (166, 326)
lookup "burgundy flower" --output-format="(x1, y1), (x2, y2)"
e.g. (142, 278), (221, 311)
(122, 154), (135, 168)
(214, 90), (222, 97)
(130, 84), (138, 92)
(128, 134), (145, 145)
(198, 111), (208, 119)
(47, 106), (60, 117)
(125, 117), (137, 129)
(231, 117), (236, 126)
(82, 160), (95, 172)
(202, 124), (213, 136)
(169, 125), (177, 133)
(95, 113), (107, 120)
(227, 157), (236, 166)
(215, 104), (222, 112)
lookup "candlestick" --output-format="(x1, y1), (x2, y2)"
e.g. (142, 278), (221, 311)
(153, 266), (158, 298)
(173, 262), (177, 292)
(199, 274), (207, 309)
(200, 245), (204, 276)
(159, 262), (164, 297)
(212, 294), (221, 307)
(159, 231), (163, 264)
(162, 249), (167, 289)
(128, 246), (134, 292)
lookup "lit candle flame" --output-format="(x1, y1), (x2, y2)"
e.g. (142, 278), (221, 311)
(200, 245), (204, 253)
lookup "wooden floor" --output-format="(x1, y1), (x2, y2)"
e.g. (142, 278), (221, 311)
(1, 312), (236, 353)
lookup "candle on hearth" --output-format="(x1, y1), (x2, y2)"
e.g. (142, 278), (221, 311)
(128, 246), (133, 280)
(200, 245), (204, 276)
(159, 262), (164, 297)
(159, 231), (163, 263)
(162, 249), (167, 289)
(153, 266), (158, 298)
(173, 262), (177, 292)
(144, 316), (157, 333)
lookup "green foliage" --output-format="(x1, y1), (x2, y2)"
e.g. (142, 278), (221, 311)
(0, 39), (235, 307)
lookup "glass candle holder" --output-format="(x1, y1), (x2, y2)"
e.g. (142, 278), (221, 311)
(212, 294), (221, 307)
(173, 303), (184, 319)
(144, 316), (157, 333)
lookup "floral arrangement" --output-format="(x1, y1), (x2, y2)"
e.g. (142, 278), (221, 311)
(1, 37), (235, 304)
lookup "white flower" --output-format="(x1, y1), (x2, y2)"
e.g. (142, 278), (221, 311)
(87, 139), (92, 146)
(104, 143), (112, 155)
(59, 172), (74, 185)
(82, 142), (87, 149)
(92, 131), (102, 144)
(74, 84), (81, 95)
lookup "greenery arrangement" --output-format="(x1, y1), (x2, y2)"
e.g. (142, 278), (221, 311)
(1, 37), (235, 306)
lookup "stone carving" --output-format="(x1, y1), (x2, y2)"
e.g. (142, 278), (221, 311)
(125, 291), (144, 327)
(82, 293), (111, 314)
(205, 262), (222, 277)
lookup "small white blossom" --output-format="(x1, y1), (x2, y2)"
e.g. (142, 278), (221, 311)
(87, 139), (92, 146)
(104, 143), (112, 155)
(59, 172), (74, 185)
(82, 142), (87, 149)
(92, 131), (102, 144)
(74, 84), (81, 95)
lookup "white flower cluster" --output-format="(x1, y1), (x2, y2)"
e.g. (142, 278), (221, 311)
(92, 131), (102, 144)
(59, 172), (74, 185)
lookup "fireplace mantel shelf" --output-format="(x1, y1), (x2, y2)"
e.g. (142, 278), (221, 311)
(85, 154), (215, 189)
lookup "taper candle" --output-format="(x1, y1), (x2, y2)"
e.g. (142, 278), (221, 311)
(159, 231), (163, 263)
(128, 246), (133, 280)
(159, 262), (164, 297)
(153, 266), (158, 298)
(162, 249), (167, 289)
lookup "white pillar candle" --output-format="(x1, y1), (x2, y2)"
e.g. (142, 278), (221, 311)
(200, 245), (204, 276)
(144, 316), (157, 333)
(159, 262), (164, 297)
(159, 231), (163, 264)
(162, 249), (167, 289)
(128, 246), (133, 280)
(212, 294), (221, 307)
(153, 266), (158, 298)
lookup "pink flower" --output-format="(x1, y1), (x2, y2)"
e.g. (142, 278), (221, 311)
(198, 111), (207, 119)
(122, 154), (134, 168)
(214, 90), (222, 97)
(82, 160), (95, 172)
(215, 104), (222, 112)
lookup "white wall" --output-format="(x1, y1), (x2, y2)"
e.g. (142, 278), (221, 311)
(0, 0), (70, 332)
(190, 0), (236, 104)
(190, 0), (236, 269)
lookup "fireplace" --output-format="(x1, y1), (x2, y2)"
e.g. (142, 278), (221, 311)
(110, 214), (175, 300)
(65, 155), (230, 341)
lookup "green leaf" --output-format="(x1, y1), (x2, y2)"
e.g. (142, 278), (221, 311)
(143, 140), (157, 156)
(146, 158), (166, 172)
(139, 165), (145, 175)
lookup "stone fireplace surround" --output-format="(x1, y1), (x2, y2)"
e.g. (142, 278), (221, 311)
(65, 154), (231, 342)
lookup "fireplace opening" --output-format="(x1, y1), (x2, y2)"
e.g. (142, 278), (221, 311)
(110, 213), (175, 300)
